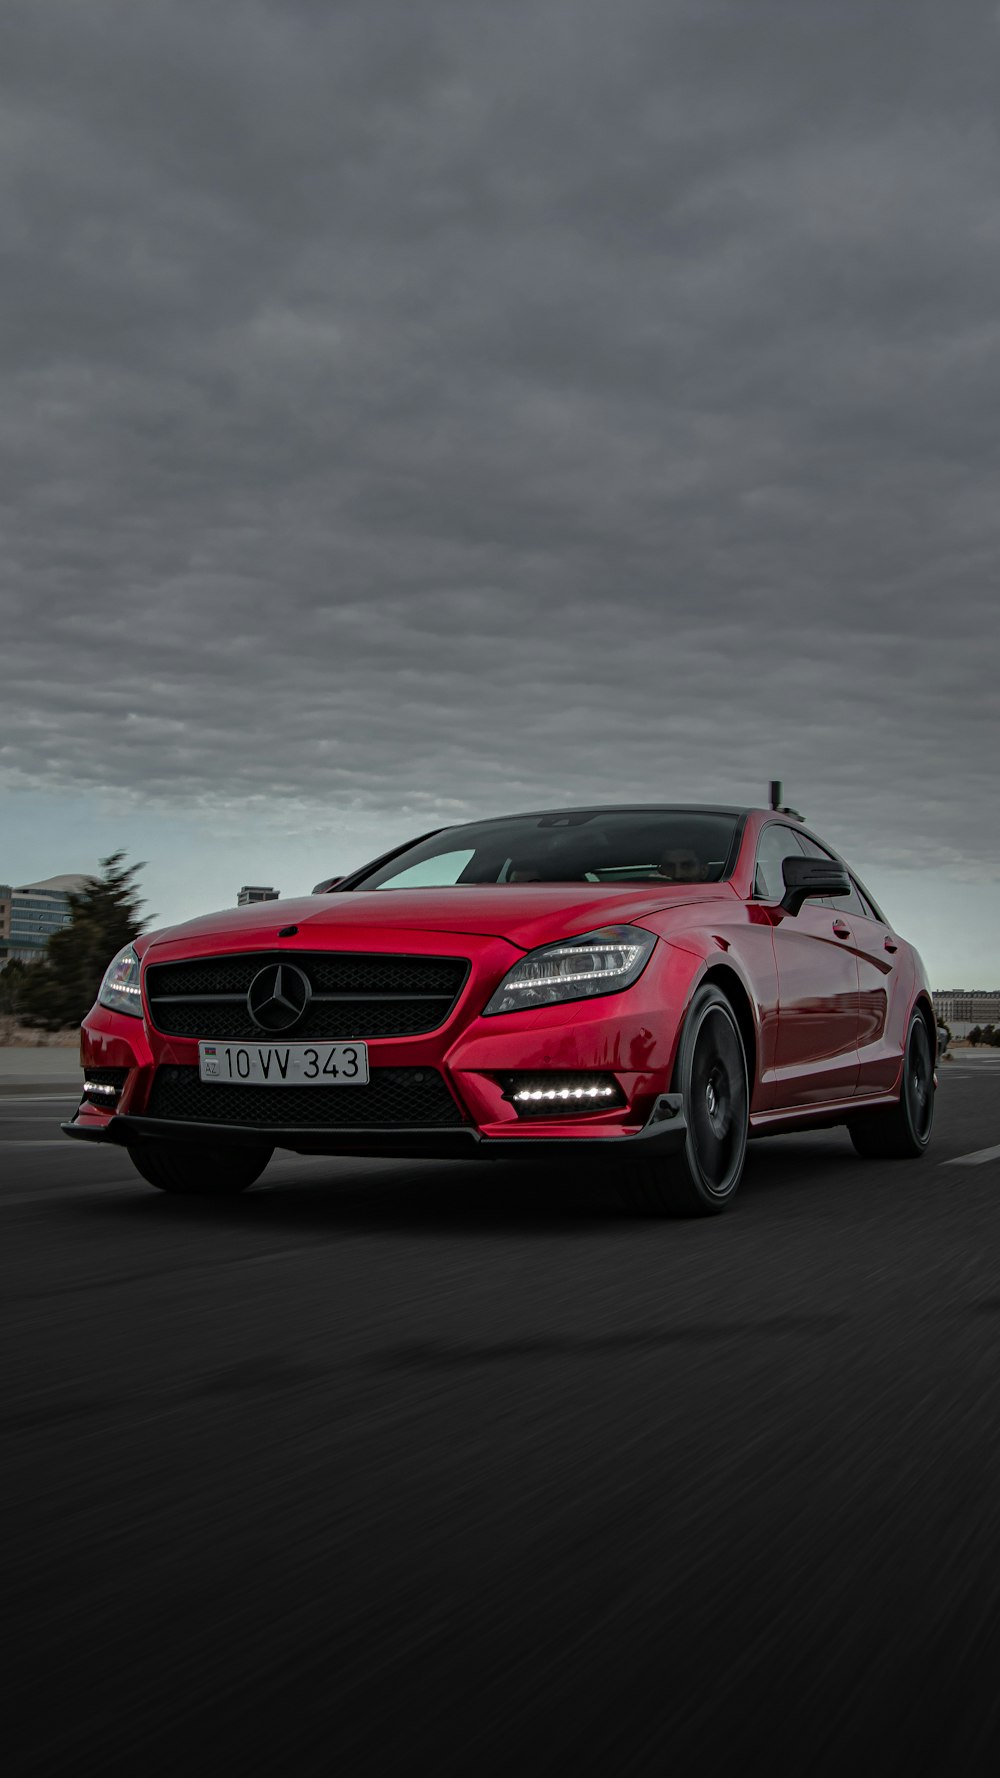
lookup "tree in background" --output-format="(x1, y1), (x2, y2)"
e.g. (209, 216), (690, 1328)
(969, 1026), (982, 1047)
(0, 958), (39, 1019)
(19, 853), (149, 1031)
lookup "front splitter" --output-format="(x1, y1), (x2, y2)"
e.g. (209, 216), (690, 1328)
(61, 1093), (687, 1163)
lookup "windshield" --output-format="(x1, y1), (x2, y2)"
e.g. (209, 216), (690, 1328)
(353, 810), (742, 890)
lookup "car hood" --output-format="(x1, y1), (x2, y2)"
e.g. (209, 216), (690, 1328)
(140, 883), (736, 958)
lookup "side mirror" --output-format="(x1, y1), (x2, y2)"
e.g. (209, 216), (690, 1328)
(312, 875), (345, 894)
(779, 856), (851, 916)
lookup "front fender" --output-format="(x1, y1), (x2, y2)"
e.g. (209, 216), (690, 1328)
(634, 915), (777, 1114)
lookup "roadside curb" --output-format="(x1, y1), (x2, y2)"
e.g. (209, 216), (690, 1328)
(0, 1050), (82, 1096)
(0, 1081), (80, 1098)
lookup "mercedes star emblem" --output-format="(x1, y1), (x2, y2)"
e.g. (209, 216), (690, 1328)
(246, 962), (312, 1033)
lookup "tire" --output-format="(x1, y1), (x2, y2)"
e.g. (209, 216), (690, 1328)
(616, 984), (750, 1217)
(848, 1010), (935, 1159)
(128, 1141), (273, 1196)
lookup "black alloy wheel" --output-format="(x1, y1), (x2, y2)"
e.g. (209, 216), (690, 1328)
(615, 983), (750, 1217)
(848, 1009), (936, 1160)
(686, 999), (749, 1199)
(903, 1015), (935, 1144)
(128, 1141), (273, 1195)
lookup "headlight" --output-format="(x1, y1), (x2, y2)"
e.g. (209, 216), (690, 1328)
(483, 925), (656, 1016)
(98, 946), (143, 1018)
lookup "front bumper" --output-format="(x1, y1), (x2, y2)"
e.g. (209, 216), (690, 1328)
(62, 1091), (688, 1163)
(70, 935), (698, 1162)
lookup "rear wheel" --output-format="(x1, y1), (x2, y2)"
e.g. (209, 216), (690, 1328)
(128, 1141), (273, 1195)
(616, 985), (749, 1217)
(848, 1010), (935, 1159)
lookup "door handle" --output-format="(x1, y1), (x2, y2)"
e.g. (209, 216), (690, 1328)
(884, 936), (898, 953)
(832, 922), (851, 939)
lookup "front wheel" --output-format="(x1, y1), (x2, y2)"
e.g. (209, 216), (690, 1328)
(128, 1141), (273, 1195)
(848, 1011), (935, 1159)
(615, 985), (750, 1217)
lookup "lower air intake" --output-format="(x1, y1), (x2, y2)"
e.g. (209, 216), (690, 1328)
(146, 1065), (465, 1128)
(82, 1067), (130, 1106)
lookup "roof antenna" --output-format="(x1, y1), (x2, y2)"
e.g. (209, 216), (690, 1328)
(769, 781), (804, 821)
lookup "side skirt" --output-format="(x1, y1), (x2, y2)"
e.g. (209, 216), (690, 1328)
(749, 1089), (900, 1139)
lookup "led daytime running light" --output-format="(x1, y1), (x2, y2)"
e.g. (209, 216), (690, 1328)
(513, 1086), (617, 1102)
(513, 949), (644, 988)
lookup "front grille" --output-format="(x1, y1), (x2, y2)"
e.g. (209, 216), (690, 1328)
(146, 1065), (465, 1128)
(144, 951), (470, 1042)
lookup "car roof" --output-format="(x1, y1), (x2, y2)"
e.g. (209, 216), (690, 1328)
(442, 804), (751, 826)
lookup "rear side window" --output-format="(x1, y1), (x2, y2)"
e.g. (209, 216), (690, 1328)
(830, 880), (866, 917)
(797, 834), (867, 916)
(854, 882), (885, 922)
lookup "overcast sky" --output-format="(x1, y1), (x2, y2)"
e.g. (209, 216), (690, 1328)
(1, 0), (998, 983)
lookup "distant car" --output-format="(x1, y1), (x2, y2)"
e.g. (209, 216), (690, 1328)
(64, 804), (936, 1215)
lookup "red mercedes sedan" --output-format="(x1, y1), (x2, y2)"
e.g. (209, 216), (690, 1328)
(64, 803), (936, 1215)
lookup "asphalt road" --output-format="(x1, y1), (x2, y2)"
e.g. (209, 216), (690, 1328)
(6, 1057), (1000, 1775)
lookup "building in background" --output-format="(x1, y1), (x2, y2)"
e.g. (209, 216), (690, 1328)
(0, 874), (90, 968)
(932, 990), (1000, 1033)
(237, 885), (280, 907)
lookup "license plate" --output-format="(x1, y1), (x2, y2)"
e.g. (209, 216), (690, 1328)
(198, 1042), (369, 1086)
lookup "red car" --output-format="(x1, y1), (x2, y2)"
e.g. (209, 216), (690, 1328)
(64, 802), (936, 1215)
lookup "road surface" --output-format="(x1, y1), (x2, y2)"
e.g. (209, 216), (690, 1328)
(5, 1055), (1000, 1774)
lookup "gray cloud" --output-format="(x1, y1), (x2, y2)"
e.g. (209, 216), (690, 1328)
(1, 0), (998, 878)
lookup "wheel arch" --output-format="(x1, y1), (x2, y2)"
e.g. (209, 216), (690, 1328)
(912, 991), (937, 1057)
(695, 962), (758, 1089)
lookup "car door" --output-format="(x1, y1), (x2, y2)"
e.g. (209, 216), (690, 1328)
(754, 823), (861, 1108)
(839, 877), (910, 1095)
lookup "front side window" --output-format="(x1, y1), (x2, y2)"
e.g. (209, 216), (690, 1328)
(354, 810), (743, 891)
(753, 824), (804, 900)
